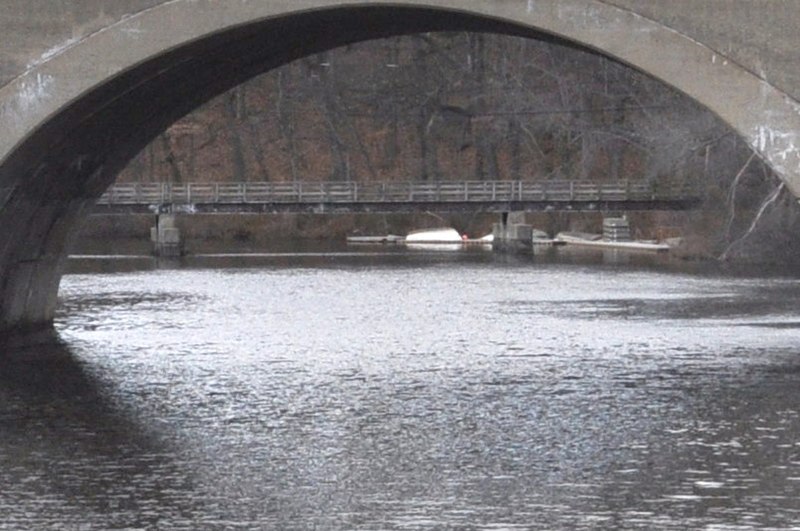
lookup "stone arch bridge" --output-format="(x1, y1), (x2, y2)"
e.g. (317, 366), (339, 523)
(2, 0), (800, 337)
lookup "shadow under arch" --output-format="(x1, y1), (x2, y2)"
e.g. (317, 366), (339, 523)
(0, 340), (200, 526)
(1, 0), (800, 335)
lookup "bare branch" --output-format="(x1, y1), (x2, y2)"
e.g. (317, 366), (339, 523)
(719, 181), (785, 261)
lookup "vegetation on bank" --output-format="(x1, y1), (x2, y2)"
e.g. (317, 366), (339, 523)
(105, 32), (799, 264)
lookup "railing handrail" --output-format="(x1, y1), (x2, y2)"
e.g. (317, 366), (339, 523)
(98, 179), (700, 205)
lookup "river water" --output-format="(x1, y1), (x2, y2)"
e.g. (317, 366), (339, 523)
(3, 248), (800, 529)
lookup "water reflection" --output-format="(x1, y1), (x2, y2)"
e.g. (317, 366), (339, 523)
(4, 251), (800, 528)
(613, 354), (800, 529)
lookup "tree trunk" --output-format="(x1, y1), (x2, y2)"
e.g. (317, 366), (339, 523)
(224, 91), (247, 182)
(276, 70), (299, 181)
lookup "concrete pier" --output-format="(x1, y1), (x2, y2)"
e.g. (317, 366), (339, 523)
(151, 214), (182, 257)
(492, 212), (533, 253)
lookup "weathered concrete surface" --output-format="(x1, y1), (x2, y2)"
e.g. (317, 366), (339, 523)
(4, 1), (799, 99)
(605, 0), (800, 102)
(0, 1), (164, 87)
(493, 221), (534, 253)
(2, 0), (800, 334)
(151, 213), (182, 257)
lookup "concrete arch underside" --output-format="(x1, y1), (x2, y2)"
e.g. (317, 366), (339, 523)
(1, 0), (800, 336)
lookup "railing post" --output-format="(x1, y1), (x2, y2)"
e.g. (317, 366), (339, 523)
(187, 183), (192, 204)
(214, 183), (219, 203)
(569, 181), (574, 201)
(298, 181), (303, 202)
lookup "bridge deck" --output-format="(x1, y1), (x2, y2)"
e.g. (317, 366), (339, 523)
(94, 180), (702, 214)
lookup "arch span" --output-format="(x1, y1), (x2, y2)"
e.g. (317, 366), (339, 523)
(1, 0), (799, 335)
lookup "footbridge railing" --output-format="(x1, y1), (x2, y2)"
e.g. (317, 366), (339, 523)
(98, 180), (700, 209)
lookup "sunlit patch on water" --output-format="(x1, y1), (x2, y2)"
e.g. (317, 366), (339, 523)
(1, 254), (800, 528)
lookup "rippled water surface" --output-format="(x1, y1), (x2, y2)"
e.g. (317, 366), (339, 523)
(4, 250), (800, 529)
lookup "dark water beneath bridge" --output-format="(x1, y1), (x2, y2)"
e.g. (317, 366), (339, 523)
(3, 248), (800, 529)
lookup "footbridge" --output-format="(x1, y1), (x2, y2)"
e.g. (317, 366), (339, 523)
(95, 180), (701, 214)
(3, 0), (800, 335)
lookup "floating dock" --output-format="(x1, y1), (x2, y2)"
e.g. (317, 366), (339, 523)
(346, 235), (404, 244)
(555, 234), (670, 252)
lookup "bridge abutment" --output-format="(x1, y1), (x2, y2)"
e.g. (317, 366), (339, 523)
(0, 197), (89, 336)
(151, 213), (183, 258)
(493, 212), (533, 253)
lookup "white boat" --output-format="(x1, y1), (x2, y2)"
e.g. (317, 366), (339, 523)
(404, 227), (463, 243)
(402, 227), (496, 251)
(346, 228), (492, 248)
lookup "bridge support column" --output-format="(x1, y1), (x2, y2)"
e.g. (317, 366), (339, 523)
(0, 196), (91, 343)
(151, 214), (183, 257)
(492, 212), (532, 253)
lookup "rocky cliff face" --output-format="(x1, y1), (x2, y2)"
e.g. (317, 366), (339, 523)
(116, 32), (800, 263)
